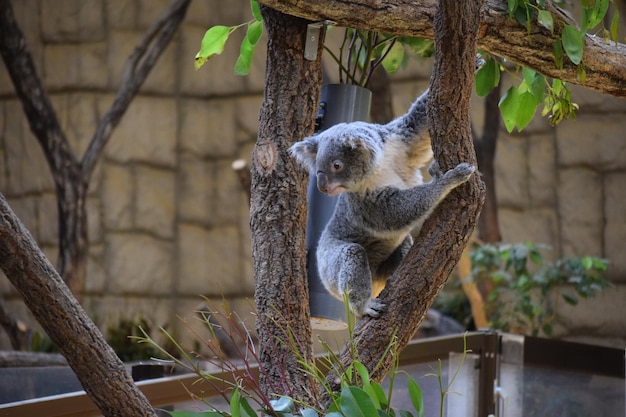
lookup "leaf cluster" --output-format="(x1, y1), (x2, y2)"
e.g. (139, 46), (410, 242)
(469, 242), (610, 336)
(194, 0), (263, 75)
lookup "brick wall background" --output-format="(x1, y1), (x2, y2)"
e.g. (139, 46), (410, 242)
(0, 0), (624, 349)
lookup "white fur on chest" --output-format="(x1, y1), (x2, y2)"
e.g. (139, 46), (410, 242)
(366, 135), (424, 191)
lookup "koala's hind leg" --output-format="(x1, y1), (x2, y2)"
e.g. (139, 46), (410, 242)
(335, 243), (386, 318)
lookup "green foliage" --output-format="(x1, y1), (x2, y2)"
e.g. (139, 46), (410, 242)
(469, 242), (609, 336)
(194, 0), (263, 74)
(480, 57), (580, 132)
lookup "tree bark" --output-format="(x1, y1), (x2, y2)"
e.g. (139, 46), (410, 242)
(335, 0), (485, 384)
(252, 7), (323, 404)
(0, 194), (157, 417)
(257, 0), (626, 97)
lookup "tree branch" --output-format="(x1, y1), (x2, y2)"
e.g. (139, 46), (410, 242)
(257, 0), (626, 97)
(0, 194), (157, 417)
(82, 0), (191, 179)
(0, 0), (78, 188)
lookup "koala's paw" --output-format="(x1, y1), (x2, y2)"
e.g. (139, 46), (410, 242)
(444, 162), (476, 186)
(356, 297), (386, 318)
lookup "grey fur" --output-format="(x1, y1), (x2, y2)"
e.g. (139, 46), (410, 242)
(290, 89), (475, 318)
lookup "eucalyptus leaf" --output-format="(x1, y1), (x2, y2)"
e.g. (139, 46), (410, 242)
(195, 26), (233, 69)
(250, 0), (262, 21)
(515, 92), (538, 131)
(537, 10), (554, 33)
(235, 36), (255, 76)
(475, 58), (500, 96)
(247, 21), (263, 45)
(562, 25), (584, 65)
(610, 10), (620, 43)
(498, 86), (519, 133)
(381, 41), (405, 73)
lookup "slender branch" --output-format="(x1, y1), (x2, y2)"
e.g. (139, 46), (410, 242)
(81, 0), (191, 179)
(257, 0), (626, 97)
(0, 0), (78, 189)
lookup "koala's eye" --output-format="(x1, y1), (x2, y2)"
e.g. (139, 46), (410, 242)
(331, 160), (344, 172)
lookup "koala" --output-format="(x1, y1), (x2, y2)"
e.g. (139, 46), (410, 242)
(290, 88), (475, 318)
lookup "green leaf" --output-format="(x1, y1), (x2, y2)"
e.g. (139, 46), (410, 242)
(553, 39), (564, 69)
(397, 37), (434, 57)
(610, 10), (620, 43)
(231, 388), (241, 417)
(475, 58), (500, 96)
(407, 377), (424, 417)
(247, 21), (263, 45)
(537, 10), (554, 33)
(195, 26), (233, 69)
(381, 41), (405, 73)
(585, 0), (609, 29)
(515, 91), (538, 131)
(300, 409), (319, 417)
(340, 386), (380, 417)
(238, 396), (258, 417)
(508, 0), (518, 17)
(250, 0), (262, 21)
(235, 35), (255, 76)
(581, 256), (593, 270)
(370, 382), (389, 409)
(562, 25), (584, 65)
(499, 86), (519, 133)
(270, 397), (295, 413)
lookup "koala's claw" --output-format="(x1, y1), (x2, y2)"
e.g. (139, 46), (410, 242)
(428, 160), (442, 178)
(449, 162), (476, 183)
(361, 297), (386, 318)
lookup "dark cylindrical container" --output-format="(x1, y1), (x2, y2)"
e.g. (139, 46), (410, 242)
(307, 84), (372, 330)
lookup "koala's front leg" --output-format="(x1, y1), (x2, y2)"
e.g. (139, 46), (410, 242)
(336, 243), (386, 318)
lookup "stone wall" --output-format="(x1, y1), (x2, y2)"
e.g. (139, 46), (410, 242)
(0, 0), (625, 349)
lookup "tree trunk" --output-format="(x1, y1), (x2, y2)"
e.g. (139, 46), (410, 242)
(0, 194), (157, 417)
(257, 0), (626, 97)
(335, 0), (485, 384)
(252, 7), (323, 404)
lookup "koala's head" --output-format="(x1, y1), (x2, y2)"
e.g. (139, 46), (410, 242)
(289, 122), (382, 195)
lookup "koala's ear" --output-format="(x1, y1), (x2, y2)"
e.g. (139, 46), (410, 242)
(289, 136), (319, 171)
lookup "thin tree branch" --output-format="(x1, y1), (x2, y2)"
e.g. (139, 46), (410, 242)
(82, 0), (191, 179)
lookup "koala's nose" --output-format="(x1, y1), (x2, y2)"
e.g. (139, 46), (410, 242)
(316, 171), (328, 193)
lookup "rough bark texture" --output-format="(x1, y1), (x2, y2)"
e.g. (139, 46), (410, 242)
(252, 7), (323, 404)
(258, 0), (626, 97)
(0, 0), (190, 299)
(334, 0), (485, 384)
(0, 194), (157, 417)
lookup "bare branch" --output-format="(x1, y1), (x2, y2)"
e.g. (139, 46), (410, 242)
(258, 0), (626, 97)
(82, 0), (191, 178)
